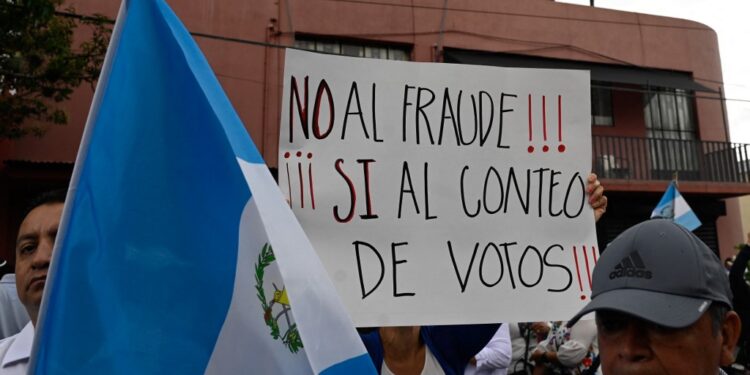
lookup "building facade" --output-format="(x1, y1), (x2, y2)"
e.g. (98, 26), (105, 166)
(2, 0), (748, 268)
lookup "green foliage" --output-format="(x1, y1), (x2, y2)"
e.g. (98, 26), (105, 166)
(255, 243), (276, 317)
(0, 0), (111, 139)
(284, 324), (303, 353)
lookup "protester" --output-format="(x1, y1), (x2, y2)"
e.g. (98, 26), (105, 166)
(529, 320), (597, 375)
(465, 324), (512, 375)
(725, 256), (735, 274)
(567, 219), (741, 375)
(729, 234), (750, 369)
(0, 190), (65, 374)
(0, 274), (29, 340)
(362, 324), (502, 375)
(508, 322), (549, 375)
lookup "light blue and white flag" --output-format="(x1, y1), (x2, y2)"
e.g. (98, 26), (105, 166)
(30, 0), (375, 374)
(650, 180), (701, 231)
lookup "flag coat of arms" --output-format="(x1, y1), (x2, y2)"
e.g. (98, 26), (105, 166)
(30, 0), (375, 373)
(650, 180), (701, 231)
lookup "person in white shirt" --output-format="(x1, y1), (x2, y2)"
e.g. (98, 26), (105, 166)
(465, 324), (512, 375)
(0, 274), (29, 339)
(530, 319), (597, 375)
(0, 190), (64, 375)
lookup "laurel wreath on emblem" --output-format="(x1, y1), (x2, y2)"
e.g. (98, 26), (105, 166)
(255, 243), (304, 353)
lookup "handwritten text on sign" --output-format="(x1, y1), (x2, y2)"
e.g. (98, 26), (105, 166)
(279, 49), (598, 326)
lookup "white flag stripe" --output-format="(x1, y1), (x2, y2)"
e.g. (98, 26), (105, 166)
(237, 159), (368, 373)
(205, 195), (312, 374)
(674, 192), (692, 217)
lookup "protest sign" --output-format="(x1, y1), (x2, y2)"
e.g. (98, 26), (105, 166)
(279, 49), (598, 326)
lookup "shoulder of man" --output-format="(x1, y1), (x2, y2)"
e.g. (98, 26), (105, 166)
(0, 333), (19, 364)
(0, 274), (14, 283)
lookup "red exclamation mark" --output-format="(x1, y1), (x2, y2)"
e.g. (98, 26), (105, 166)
(558, 95), (566, 153)
(284, 152), (293, 206)
(542, 95), (549, 152)
(297, 151), (304, 209)
(307, 152), (316, 210)
(527, 94), (534, 153)
(583, 245), (593, 289)
(572, 246), (585, 300)
(591, 246), (598, 264)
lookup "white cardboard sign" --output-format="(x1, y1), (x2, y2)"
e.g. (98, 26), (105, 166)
(279, 49), (599, 326)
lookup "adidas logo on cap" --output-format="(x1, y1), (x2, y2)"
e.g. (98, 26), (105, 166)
(609, 251), (653, 280)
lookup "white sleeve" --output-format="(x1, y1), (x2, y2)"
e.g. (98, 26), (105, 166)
(475, 324), (512, 371)
(533, 331), (550, 354)
(556, 319), (597, 368)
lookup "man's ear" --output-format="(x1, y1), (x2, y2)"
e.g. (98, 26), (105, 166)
(719, 311), (742, 367)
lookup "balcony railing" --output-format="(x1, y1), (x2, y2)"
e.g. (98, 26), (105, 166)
(592, 136), (750, 183)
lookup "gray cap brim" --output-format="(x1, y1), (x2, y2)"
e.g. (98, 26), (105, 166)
(567, 288), (712, 328)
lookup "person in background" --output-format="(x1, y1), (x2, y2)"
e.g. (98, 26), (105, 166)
(0, 273), (30, 340)
(0, 190), (65, 375)
(725, 257), (735, 275)
(362, 324), (501, 375)
(507, 322), (549, 375)
(729, 233), (750, 370)
(529, 320), (597, 375)
(465, 324), (512, 375)
(567, 219), (741, 375)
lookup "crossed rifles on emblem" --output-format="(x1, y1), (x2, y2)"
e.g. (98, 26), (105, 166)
(266, 283), (293, 335)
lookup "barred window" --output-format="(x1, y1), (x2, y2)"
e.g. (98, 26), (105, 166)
(643, 88), (698, 173)
(293, 39), (410, 61)
(644, 88), (696, 140)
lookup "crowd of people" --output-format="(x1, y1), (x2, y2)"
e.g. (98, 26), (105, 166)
(0, 176), (747, 375)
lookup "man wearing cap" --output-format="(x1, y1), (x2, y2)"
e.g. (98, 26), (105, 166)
(568, 219), (741, 375)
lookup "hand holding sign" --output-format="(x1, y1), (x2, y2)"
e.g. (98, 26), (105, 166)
(279, 49), (599, 326)
(587, 173), (607, 222)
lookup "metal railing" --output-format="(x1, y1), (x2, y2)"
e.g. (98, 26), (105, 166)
(592, 135), (750, 183)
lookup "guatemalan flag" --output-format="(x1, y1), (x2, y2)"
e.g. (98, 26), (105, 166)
(650, 180), (702, 231)
(30, 0), (375, 373)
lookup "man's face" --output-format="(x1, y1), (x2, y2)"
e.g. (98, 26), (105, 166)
(597, 309), (737, 375)
(15, 202), (63, 321)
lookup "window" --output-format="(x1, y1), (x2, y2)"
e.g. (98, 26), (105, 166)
(591, 83), (613, 126)
(644, 88), (696, 140)
(643, 88), (698, 175)
(293, 39), (410, 61)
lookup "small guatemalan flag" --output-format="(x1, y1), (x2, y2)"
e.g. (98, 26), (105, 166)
(650, 180), (702, 231)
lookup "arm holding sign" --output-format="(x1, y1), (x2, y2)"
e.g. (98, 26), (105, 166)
(361, 324), (501, 375)
(587, 173), (607, 223)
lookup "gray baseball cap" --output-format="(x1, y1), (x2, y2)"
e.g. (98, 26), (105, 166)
(567, 219), (732, 328)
